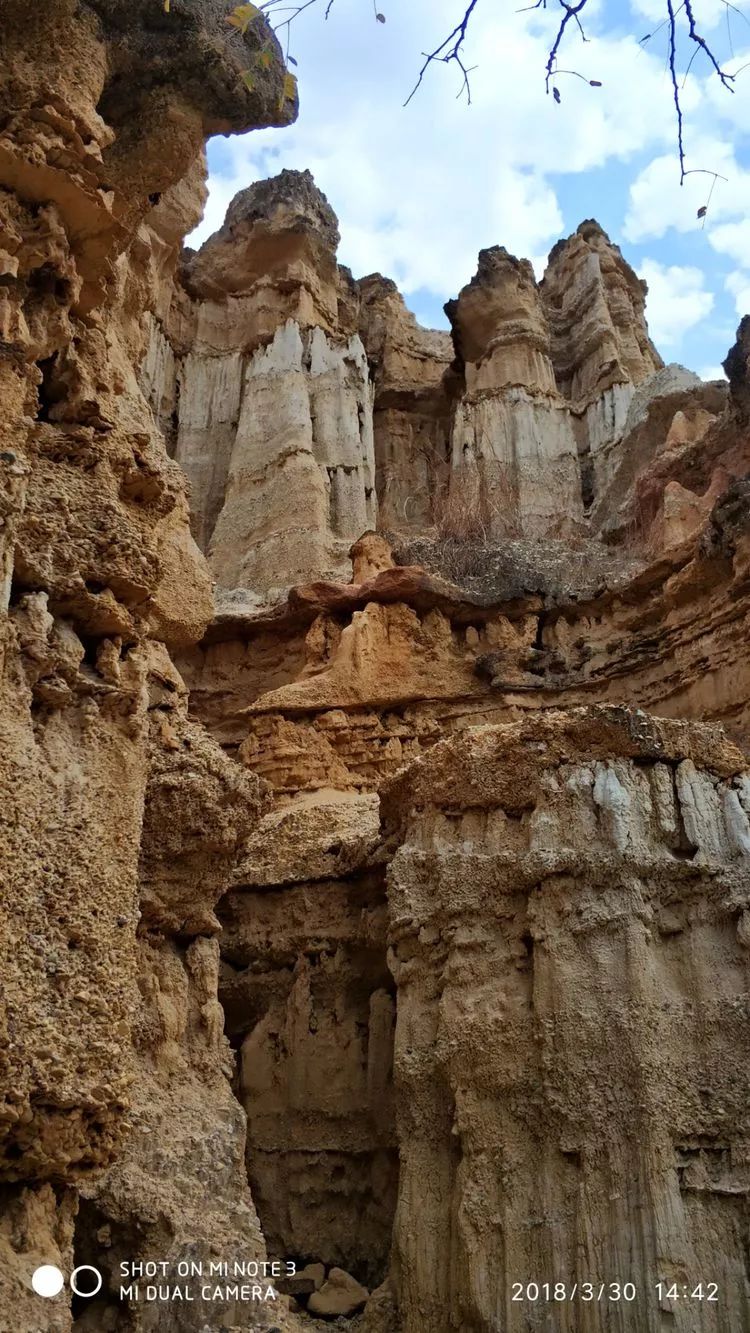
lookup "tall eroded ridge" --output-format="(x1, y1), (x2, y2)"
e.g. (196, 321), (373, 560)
(2, 11), (750, 1332)
(147, 185), (681, 597)
(145, 169), (376, 595)
(447, 244), (586, 539)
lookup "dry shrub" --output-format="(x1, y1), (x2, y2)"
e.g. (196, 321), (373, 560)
(418, 460), (520, 584)
(377, 446), (522, 585)
(377, 433), (451, 531)
(434, 460), (519, 542)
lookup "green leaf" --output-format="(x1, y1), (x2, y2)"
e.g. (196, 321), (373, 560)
(239, 69), (255, 91)
(258, 49), (274, 69)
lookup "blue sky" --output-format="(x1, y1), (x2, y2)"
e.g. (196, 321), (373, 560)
(190, 0), (750, 379)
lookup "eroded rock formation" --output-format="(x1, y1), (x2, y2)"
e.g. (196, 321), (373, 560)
(357, 275), (454, 533)
(3, 6), (750, 1333)
(383, 709), (750, 1332)
(0, 3), (300, 1330)
(169, 197), (750, 1330)
(145, 169), (376, 595)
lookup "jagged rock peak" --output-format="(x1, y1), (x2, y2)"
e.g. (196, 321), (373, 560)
(545, 216), (612, 266)
(223, 167), (340, 252)
(541, 217), (662, 403)
(445, 244), (551, 380)
(444, 246), (539, 347)
(182, 166), (345, 322)
(473, 244), (538, 286)
(358, 272), (454, 367)
(357, 273), (454, 533)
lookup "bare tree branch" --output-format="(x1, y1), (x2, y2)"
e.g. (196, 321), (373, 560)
(255, 0), (744, 185)
(545, 0), (589, 93)
(684, 0), (735, 86)
(403, 0), (481, 106)
(543, 0), (737, 189)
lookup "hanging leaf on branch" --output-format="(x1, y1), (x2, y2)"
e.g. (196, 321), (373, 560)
(227, 3), (262, 35)
(278, 69), (298, 111)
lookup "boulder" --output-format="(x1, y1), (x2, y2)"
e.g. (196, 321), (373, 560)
(307, 1267), (370, 1318)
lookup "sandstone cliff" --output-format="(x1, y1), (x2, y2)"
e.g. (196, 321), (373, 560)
(0, 3), (301, 1330)
(2, 6), (750, 1333)
(145, 168), (375, 596)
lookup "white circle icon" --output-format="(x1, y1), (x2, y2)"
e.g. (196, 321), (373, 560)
(31, 1265), (64, 1298)
(70, 1265), (103, 1299)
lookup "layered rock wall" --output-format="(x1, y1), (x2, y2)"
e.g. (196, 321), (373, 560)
(143, 170), (376, 594)
(0, 3), (303, 1329)
(357, 275), (454, 532)
(171, 219), (750, 1333)
(447, 247), (585, 539)
(219, 793), (396, 1290)
(383, 711), (750, 1332)
(541, 218), (663, 503)
(146, 186), (671, 597)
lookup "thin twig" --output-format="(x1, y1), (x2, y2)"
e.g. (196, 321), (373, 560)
(681, 43), (700, 86)
(404, 0), (481, 105)
(639, 1), (685, 45)
(700, 170), (720, 227)
(545, 0), (589, 91)
(257, 0), (740, 172)
(684, 0), (735, 87)
(666, 0), (686, 180)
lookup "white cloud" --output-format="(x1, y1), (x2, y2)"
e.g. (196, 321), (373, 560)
(697, 364), (728, 380)
(189, 0), (683, 300)
(624, 135), (750, 243)
(640, 259), (714, 346)
(709, 218), (750, 267)
(727, 270), (750, 316)
(630, 0), (728, 28)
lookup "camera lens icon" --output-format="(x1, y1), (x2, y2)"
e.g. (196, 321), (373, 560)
(31, 1264), (103, 1299)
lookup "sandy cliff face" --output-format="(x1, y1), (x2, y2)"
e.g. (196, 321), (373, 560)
(383, 710), (750, 1332)
(0, 3), (302, 1330)
(357, 275), (454, 533)
(171, 186), (750, 1332)
(2, 8), (750, 1333)
(144, 169), (376, 595)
